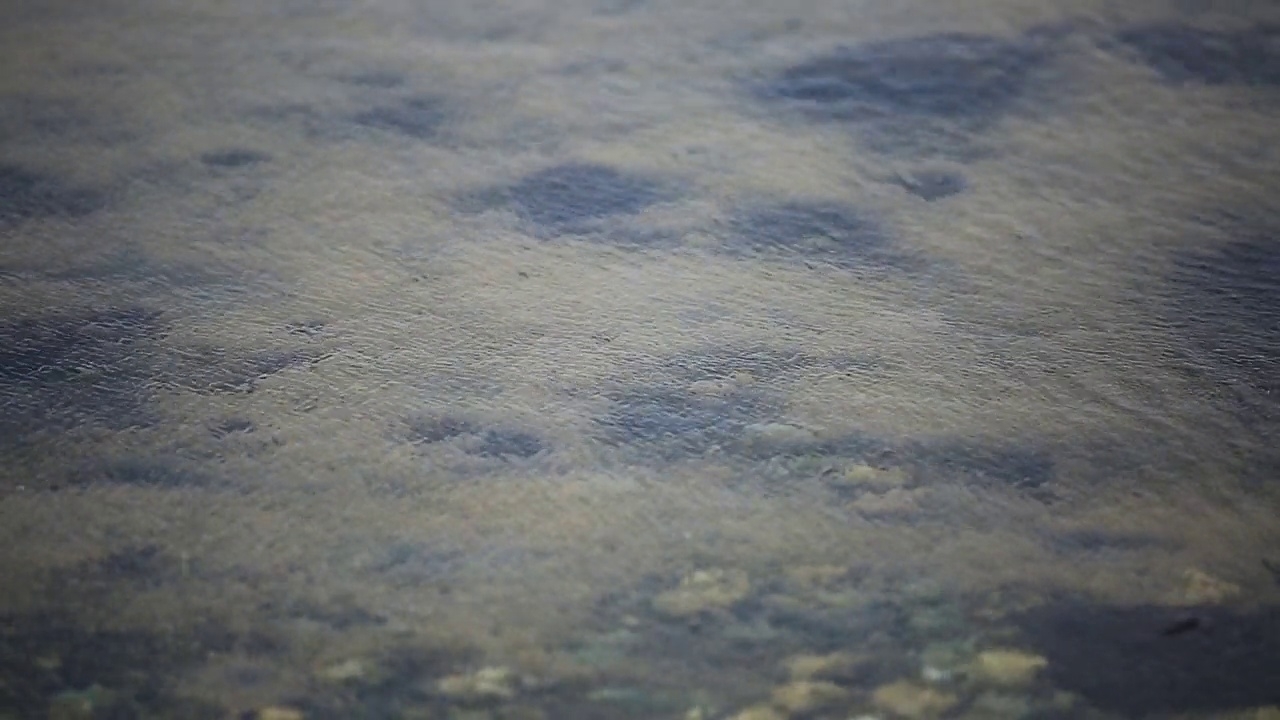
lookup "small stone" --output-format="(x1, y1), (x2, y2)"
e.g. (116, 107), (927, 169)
(784, 565), (849, 590)
(729, 704), (786, 720)
(257, 708), (306, 720)
(920, 643), (970, 683)
(742, 423), (817, 447)
(849, 488), (921, 515)
(783, 652), (868, 682)
(969, 649), (1047, 687)
(1181, 568), (1241, 604)
(834, 464), (909, 491)
(653, 568), (751, 617)
(318, 658), (367, 682)
(437, 666), (518, 702)
(771, 680), (851, 713)
(872, 680), (959, 720)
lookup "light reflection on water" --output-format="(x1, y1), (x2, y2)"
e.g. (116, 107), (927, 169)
(1, 0), (1278, 718)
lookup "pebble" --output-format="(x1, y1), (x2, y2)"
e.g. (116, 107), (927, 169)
(872, 680), (959, 720)
(437, 666), (519, 702)
(317, 658), (367, 682)
(849, 488), (921, 515)
(783, 652), (869, 682)
(969, 649), (1048, 687)
(771, 680), (851, 714)
(742, 422), (817, 447)
(653, 568), (751, 617)
(729, 703), (786, 720)
(784, 565), (849, 590)
(834, 463), (909, 491)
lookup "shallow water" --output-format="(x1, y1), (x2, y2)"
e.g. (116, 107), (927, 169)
(1, 1), (1279, 718)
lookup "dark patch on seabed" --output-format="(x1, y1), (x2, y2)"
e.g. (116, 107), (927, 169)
(353, 95), (449, 140)
(593, 346), (804, 456)
(67, 457), (220, 490)
(200, 148), (271, 168)
(598, 387), (778, 457)
(905, 437), (1056, 488)
(78, 544), (180, 588)
(756, 27), (1066, 156)
(0, 307), (326, 442)
(0, 308), (163, 437)
(342, 70), (406, 88)
(0, 613), (248, 719)
(1113, 23), (1280, 86)
(1170, 235), (1280, 383)
(1014, 600), (1280, 715)
(462, 162), (675, 237)
(591, 346), (1058, 489)
(405, 414), (548, 459)
(1166, 231), (1280, 457)
(723, 200), (920, 271)
(0, 162), (105, 223)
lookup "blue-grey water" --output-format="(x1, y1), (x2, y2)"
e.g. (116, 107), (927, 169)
(1, 1), (1278, 718)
